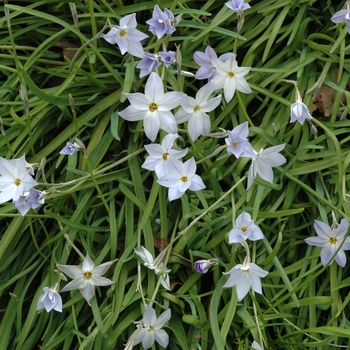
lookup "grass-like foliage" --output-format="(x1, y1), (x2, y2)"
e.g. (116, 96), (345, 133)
(1, 0), (350, 349)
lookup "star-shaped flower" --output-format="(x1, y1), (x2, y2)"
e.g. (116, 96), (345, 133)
(305, 218), (350, 267)
(157, 158), (206, 201)
(247, 144), (286, 189)
(60, 142), (81, 155)
(129, 305), (171, 349)
(331, 8), (350, 34)
(193, 46), (235, 81)
(119, 72), (184, 141)
(14, 188), (45, 216)
(223, 256), (268, 301)
(37, 284), (62, 313)
(174, 81), (222, 141)
(225, 121), (255, 158)
(142, 133), (188, 178)
(225, 0), (251, 13)
(290, 100), (312, 125)
(212, 55), (252, 102)
(136, 52), (161, 78)
(229, 211), (264, 243)
(103, 14), (149, 58)
(0, 155), (38, 204)
(146, 5), (176, 38)
(56, 253), (117, 305)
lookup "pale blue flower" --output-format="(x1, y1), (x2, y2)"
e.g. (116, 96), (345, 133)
(60, 142), (80, 155)
(159, 51), (176, 67)
(225, 0), (251, 13)
(137, 52), (161, 78)
(305, 219), (350, 267)
(193, 46), (235, 80)
(194, 259), (218, 273)
(146, 5), (176, 38)
(331, 9), (350, 34)
(14, 188), (45, 216)
(37, 285), (62, 313)
(225, 121), (255, 158)
(104, 14), (148, 58)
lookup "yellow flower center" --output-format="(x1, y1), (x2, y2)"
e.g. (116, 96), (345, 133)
(232, 141), (238, 147)
(84, 272), (93, 279)
(194, 105), (200, 112)
(329, 237), (337, 244)
(181, 176), (188, 182)
(228, 71), (234, 78)
(163, 152), (169, 160)
(241, 226), (247, 232)
(14, 178), (21, 186)
(149, 102), (158, 112)
(119, 29), (127, 37)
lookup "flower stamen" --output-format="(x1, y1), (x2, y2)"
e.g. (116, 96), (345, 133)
(149, 102), (158, 112)
(119, 29), (127, 37)
(84, 272), (92, 279)
(329, 237), (337, 244)
(181, 176), (188, 182)
(14, 178), (21, 186)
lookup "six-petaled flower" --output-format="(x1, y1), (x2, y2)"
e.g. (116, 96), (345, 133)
(56, 253), (117, 306)
(225, 122), (255, 158)
(229, 211), (264, 243)
(128, 305), (171, 349)
(119, 72), (183, 141)
(305, 219), (350, 267)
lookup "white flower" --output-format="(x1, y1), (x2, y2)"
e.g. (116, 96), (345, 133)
(174, 81), (221, 141)
(103, 13), (149, 58)
(129, 305), (171, 349)
(223, 256), (268, 301)
(119, 72), (184, 141)
(251, 341), (263, 350)
(247, 144), (286, 189)
(37, 285), (62, 313)
(157, 157), (206, 201)
(290, 100), (312, 125)
(142, 133), (188, 178)
(305, 219), (350, 267)
(229, 211), (264, 243)
(56, 253), (117, 305)
(0, 155), (38, 204)
(212, 55), (251, 103)
(134, 246), (170, 290)
(225, 121), (255, 158)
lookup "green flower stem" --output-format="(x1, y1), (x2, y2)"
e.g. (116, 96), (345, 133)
(236, 91), (254, 127)
(85, 156), (110, 213)
(63, 233), (85, 260)
(178, 176), (246, 235)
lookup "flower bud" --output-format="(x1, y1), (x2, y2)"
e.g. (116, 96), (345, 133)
(194, 259), (218, 274)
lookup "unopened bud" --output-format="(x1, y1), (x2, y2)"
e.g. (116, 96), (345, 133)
(309, 122), (318, 138)
(19, 84), (29, 115)
(69, 94), (75, 115)
(69, 3), (79, 28)
(340, 110), (348, 121)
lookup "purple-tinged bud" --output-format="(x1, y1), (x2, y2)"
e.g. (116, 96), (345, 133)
(194, 259), (218, 274)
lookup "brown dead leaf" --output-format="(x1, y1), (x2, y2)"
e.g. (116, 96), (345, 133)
(154, 237), (169, 252)
(55, 40), (81, 60)
(310, 84), (333, 117)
